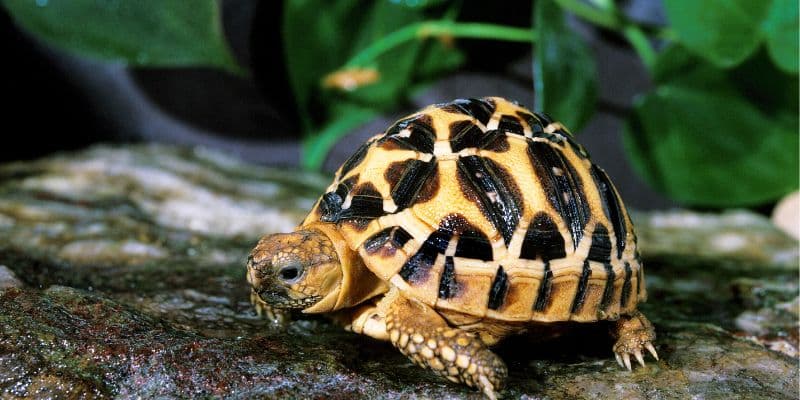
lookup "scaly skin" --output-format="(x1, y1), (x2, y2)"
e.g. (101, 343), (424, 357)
(611, 310), (659, 370)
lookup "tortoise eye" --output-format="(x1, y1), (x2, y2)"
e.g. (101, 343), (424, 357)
(278, 264), (303, 282)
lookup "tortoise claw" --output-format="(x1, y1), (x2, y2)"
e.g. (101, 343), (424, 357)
(251, 290), (265, 317)
(479, 375), (498, 400)
(622, 353), (632, 371)
(634, 350), (645, 367)
(645, 343), (659, 360)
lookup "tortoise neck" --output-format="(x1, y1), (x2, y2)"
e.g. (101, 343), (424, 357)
(302, 223), (387, 313)
(302, 222), (358, 278)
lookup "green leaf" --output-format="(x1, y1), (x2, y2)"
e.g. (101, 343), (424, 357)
(413, 38), (466, 81)
(663, 0), (771, 68)
(1, 0), (240, 73)
(728, 48), (799, 123)
(651, 44), (697, 84)
(283, 0), (361, 130)
(655, 45), (799, 129)
(534, 0), (597, 132)
(761, 0), (799, 73)
(623, 82), (798, 207)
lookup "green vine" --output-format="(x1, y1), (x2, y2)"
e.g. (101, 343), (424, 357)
(344, 21), (534, 68)
(302, 20), (536, 171)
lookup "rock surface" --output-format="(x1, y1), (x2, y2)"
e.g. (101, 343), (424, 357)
(1, 145), (798, 399)
(0, 266), (21, 290)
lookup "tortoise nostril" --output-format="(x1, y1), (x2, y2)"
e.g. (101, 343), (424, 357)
(279, 265), (302, 282)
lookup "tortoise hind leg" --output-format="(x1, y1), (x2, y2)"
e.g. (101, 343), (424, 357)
(379, 289), (507, 399)
(611, 310), (658, 370)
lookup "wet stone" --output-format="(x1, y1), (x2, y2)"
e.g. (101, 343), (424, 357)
(0, 145), (797, 399)
(0, 265), (22, 290)
(634, 209), (799, 271)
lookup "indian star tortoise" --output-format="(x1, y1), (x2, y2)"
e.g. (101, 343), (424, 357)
(247, 97), (657, 399)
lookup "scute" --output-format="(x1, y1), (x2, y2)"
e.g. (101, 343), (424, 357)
(303, 97), (645, 323)
(455, 155), (522, 246)
(386, 158), (439, 211)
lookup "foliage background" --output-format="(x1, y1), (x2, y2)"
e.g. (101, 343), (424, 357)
(1, 0), (797, 208)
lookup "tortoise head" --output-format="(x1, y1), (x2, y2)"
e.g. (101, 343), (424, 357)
(247, 224), (388, 314)
(247, 228), (343, 312)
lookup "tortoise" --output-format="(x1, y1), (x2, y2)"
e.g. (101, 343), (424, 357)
(246, 97), (657, 398)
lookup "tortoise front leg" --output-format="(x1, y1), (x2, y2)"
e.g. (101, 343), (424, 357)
(250, 288), (290, 325)
(360, 289), (507, 399)
(611, 310), (658, 370)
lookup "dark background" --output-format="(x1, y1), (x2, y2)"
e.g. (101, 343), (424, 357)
(0, 0), (676, 210)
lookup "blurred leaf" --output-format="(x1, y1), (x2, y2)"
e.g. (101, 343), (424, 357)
(655, 45), (798, 127)
(301, 103), (377, 171)
(651, 44), (697, 84)
(1, 0), (240, 73)
(283, 0), (454, 119)
(728, 48), (799, 124)
(762, 0), (799, 73)
(284, 0), (464, 170)
(652, 44), (743, 97)
(623, 70), (798, 207)
(664, 0), (771, 68)
(412, 0), (463, 79)
(534, 0), (597, 132)
(338, 4), (429, 107)
(283, 0), (363, 129)
(283, 1), (462, 124)
(389, 0), (451, 8)
(413, 37), (466, 81)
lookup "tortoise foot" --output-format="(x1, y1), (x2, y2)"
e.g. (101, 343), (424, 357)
(384, 290), (507, 399)
(391, 326), (507, 399)
(612, 310), (658, 370)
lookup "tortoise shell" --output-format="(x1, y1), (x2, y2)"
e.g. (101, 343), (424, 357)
(302, 97), (645, 323)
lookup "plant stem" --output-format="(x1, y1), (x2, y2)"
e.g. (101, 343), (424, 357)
(345, 21), (535, 68)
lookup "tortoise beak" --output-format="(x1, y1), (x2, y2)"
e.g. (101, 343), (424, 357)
(255, 288), (288, 306)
